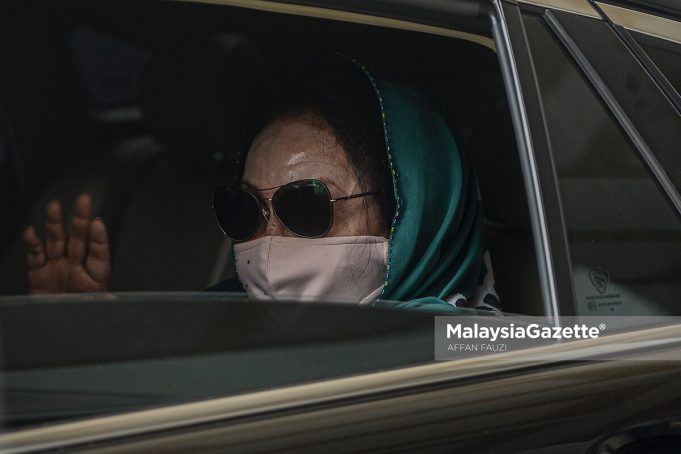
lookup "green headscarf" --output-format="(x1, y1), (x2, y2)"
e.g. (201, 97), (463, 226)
(356, 65), (487, 312)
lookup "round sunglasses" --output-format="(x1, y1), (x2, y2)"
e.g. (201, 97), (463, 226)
(212, 179), (375, 241)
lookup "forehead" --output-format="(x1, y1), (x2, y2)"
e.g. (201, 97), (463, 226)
(242, 115), (357, 190)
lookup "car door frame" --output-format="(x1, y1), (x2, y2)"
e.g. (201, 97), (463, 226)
(490, 0), (591, 318)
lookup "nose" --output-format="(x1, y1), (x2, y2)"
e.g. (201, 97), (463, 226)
(253, 199), (288, 238)
(264, 210), (287, 236)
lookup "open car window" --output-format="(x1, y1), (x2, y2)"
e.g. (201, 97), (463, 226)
(0, 0), (538, 304)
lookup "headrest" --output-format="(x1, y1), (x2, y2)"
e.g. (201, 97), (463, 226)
(141, 34), (266, 164)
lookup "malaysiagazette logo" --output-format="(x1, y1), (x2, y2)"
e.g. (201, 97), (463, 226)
(436, 316), (679, 361)
(446, 322), (603, 342)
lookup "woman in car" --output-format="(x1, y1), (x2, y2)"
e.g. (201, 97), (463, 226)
(22, 55), (499, 312)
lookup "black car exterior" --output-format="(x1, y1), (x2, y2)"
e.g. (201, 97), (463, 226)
(1, 0), (681, 452)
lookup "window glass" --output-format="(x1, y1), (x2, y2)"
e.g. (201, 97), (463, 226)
(0, 293), (438, 428)
(631, 31), (681, 98)
(522, 13), (681, 315)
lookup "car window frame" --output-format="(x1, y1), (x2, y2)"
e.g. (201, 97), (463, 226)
(492, 0), (586, 318)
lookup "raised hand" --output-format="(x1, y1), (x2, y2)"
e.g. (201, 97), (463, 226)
(23, 194), (111, 294)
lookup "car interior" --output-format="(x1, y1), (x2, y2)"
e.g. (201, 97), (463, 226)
(0, 0), (542, 315)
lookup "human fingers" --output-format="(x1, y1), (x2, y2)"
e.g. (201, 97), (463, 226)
(66, 194), (93, 264)
(23, 225), (46, 270)
(85, 218), (111, 285)
(45, 200), (66, 260)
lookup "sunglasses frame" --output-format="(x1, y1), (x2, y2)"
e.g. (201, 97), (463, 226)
(212, 178), (375, 241)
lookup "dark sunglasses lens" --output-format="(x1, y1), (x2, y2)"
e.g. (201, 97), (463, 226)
(274, 180), (332, 237)
(213, 187), (260, 241)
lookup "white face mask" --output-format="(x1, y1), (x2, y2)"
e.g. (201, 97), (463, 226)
(233, 235), (388, 303)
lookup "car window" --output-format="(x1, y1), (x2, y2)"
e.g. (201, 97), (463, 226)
(630, 31), (681, 98)
(522, 12), (681, 316)
(0, 0), (541, 311)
